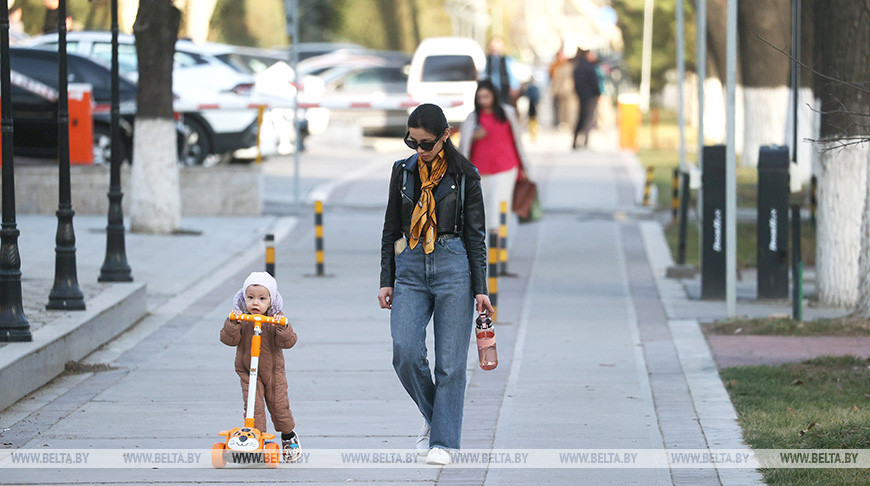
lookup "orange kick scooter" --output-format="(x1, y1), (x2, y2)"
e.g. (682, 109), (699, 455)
(212, 312), (288, 468)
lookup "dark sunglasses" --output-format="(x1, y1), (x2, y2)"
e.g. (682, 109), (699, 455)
(404, 133), (440, 151)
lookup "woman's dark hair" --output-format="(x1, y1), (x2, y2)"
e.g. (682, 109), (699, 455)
(474, 78), (507, 123)
(407, 103), (480, 179)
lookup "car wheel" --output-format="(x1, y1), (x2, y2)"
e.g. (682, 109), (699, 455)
(178, 117), (211, 166)
(93, 125), (129, 166)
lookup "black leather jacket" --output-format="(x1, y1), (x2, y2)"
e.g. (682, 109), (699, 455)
(380, 154), (488, 295)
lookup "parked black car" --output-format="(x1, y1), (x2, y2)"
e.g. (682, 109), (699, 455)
(5, 47), (182, 165)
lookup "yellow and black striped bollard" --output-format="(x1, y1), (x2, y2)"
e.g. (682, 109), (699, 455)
(488, 230), (498, 322)
(498, 201), (510, 276)
(265, 233), (275, 277)
(643, 166), (654, 206)
(314, 200), (324, 276)
(671, 168), (680, 224)
(255, 105), (266, 165)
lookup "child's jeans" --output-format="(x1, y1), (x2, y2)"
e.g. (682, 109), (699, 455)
(390, 235), (475, 451)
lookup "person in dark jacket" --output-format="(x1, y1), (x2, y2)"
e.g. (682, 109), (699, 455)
(571, 48), (602, 149)
(378, 103), (494, 466)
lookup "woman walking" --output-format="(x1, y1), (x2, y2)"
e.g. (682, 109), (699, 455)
(378, 104), (494, 466)
(458, 79), (530, 237)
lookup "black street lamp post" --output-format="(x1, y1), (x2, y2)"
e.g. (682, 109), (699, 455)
(0, 0), (31, 341)
(47, 0), (85, 311)
(98, 0), (132, 283)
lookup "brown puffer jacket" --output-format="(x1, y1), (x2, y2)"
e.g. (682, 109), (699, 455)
(220, 317), (298, 433)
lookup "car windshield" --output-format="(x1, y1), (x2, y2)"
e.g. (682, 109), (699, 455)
(421, 55), (476, 82)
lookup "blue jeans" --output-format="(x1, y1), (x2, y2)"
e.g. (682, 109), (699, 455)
(391, 235), (474, 451)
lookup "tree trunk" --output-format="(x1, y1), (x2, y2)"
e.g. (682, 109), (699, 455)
(738, 0), (791, 168)
(375, 0), (402, 51)
(130, 0), (181, 234)
(814, 0), (870, 309)
(857, 149), (870, 315)
(699, 0), (733, 146)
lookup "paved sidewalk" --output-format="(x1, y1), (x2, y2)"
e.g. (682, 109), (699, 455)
(0, 126), (853, 485)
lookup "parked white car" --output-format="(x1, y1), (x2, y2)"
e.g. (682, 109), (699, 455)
(406, 37), (485, 125)
(24, 31), (279, 164)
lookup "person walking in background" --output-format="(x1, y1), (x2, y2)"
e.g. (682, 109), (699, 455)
(484, 36), (520, 109)
(571, 48), (602, 149)
(378, 104), (493, 466)
(459, 79), (530, 240)
(548, 47), (570, 128)
(551, 48), (577, 131)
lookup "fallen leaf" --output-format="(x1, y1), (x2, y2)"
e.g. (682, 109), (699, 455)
(791, 379), (804, 386)
(798, 422), (816, 437)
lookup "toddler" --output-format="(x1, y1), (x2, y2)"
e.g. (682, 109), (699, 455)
(220, 271), (301, 462)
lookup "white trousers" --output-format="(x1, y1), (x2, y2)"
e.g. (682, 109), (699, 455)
(479, 167), (518, 235)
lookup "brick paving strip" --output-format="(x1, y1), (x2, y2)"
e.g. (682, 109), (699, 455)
(706, 335), (870, 368)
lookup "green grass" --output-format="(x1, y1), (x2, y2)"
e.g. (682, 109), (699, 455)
(721, 357), (870, 485)
(705, 315), (870, 336)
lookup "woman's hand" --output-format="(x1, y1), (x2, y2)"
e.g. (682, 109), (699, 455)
(475, 294), (494, 317)
(472, 127), (487, 141)
(378, 287), (394, 309)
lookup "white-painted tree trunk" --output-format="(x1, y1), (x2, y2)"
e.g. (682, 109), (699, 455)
(130, 118), (181, 234)
(741, 86), (790, 168)
(816, 142), (868, 308)
(703, 77), (726, 144)
(855, 148), (870, 316)
(702, 77), (744, 157)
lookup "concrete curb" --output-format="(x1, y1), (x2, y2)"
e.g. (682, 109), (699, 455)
(0, 282), (146, 412)
(639, 221), (765, 485)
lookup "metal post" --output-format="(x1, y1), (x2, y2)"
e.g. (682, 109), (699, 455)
(0, 0), (30, 341)
(790, 0), (800, 163)
(671, 168), (680, 224)
(677, 171), (690, 265)
(47, 0), (85, 311)
(791, 204), (803, 320)
(676, 0), (686, 174)
(285, 0), (301, 210)
(725, 0), (737, 317)
(696, 0), (706, 256)
(99, 0), (132, 283)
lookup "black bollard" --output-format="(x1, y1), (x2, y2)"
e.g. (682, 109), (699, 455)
(98, 0), (132, 283)
(47, 0), (85, 311)
(0, 0), (31, 341)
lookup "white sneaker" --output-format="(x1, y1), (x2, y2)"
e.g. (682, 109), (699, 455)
(426, 447), (451, 466)
(416, 421), (430, 457)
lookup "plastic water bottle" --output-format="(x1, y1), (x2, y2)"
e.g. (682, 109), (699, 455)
(476, 313), (497, 370)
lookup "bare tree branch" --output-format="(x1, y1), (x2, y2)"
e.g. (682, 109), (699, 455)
(756, 34), (870, 95)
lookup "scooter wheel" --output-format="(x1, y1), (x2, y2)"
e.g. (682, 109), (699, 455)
(264, 442), (280, 468)
(211, 442), (227, 468)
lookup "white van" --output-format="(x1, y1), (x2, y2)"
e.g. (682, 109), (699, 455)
(407, 37), (486, 125)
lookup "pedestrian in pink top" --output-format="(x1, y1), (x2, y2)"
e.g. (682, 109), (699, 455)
(459, 79), (531, 236)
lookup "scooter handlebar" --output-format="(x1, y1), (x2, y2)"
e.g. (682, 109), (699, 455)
(228, 312), (288, 326)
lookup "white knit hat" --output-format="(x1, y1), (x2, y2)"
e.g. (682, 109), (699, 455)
(233, 271), (283, 316)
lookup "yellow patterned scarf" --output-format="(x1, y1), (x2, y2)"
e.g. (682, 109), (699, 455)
(408, 151), (447, 253)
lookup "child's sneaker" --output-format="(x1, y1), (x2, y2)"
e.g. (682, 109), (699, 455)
(282, 432), (301, 463)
